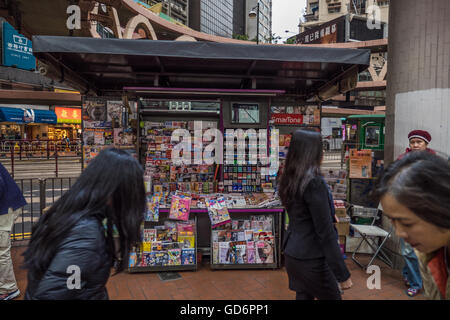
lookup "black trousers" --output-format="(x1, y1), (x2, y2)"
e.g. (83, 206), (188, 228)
(284, 254), (342, 300)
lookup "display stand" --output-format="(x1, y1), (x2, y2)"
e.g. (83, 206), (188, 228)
(128, 212), (198, 273)
(209, 208), (283, 270)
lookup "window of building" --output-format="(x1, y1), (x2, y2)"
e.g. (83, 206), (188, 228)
(310, 2), (319, 14)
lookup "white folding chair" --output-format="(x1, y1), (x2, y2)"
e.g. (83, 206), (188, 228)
(350, 206), (393, 269)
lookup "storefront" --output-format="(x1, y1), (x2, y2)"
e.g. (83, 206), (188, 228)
(50, 106), (82, 141)
(32, 36), (370, 272)
(0, 106), (57, 139)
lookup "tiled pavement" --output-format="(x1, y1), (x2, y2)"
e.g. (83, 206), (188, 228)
(10, 245), (425, 300)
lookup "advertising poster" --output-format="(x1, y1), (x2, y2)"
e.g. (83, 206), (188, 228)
(349, 149), (372, 179)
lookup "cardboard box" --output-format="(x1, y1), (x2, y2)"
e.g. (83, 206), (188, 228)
(335, 215), (350, 236)
(335, 207), (347, 217)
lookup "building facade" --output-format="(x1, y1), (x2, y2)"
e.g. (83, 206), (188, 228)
(300, 0), (389, 33)
(189, 0), (234, 38)
(137, 0), (189, 26)
(246, 0), (272, 43)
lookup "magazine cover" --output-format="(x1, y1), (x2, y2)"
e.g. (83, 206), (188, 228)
(218, 242), (229, 264)
(145, 196), (160, 222)
(107, 100), (123, 128)
(169, 195), (191, 221)
(206, 197), (231, 228)
(164, 221), (177, 242)
(181, 248), (195, 265)
(113, 128), (134, 146)
(151, 241), (162, 252)
(263, 216), (273, 232)
(247, 241), (256, 264)
(104, 129), (114, 145)
(83, 129), (95, 146)
(83, 99), (107, 122)
(178, 231), (195, 248)
(212, 242), (219, 264)
(255, 237), (274, 264)
(143, 229), (157, 242)
(167, 249), (182, 266)
(93, 130), (105, 145)
(244, 230), (254, 241)
(155, 251), (169, 266)
(236, 244), (247, 264)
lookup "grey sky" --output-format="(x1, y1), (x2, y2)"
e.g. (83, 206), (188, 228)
(272, 0), (307, 42)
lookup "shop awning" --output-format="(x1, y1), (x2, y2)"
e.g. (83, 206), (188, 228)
(0, 107), (26, 124)
(32, 109), (57, 124)
(0, 107), (57, 124)
(31, 36), (371, 100)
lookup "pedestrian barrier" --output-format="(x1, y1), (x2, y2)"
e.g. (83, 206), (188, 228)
(10, 177), (77, 242)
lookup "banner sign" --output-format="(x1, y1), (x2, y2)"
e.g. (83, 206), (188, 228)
(2, 22), (36, 70)
(55, 107), (82, 124)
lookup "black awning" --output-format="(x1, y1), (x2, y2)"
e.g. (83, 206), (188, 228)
(32, 36), (370, 98)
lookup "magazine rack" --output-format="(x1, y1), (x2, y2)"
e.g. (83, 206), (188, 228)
(209, 208), (283, 270)
(127, 212), (198, 273)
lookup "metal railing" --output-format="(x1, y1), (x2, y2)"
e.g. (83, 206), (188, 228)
(0, 139), (82, 178)
(10, 177), (77, 242)
(0, 139), (82, 160)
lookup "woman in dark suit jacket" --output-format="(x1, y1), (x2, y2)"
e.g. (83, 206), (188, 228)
(279, 129), (352, 300)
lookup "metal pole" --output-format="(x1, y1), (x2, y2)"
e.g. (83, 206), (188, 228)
(256, 2), (260, 45)
(39, 178), (46, 216)
(10, 143), (14, 179)
(55, 143), (58, 178)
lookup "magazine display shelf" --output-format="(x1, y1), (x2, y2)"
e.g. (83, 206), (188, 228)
(209, 208), (283, 270)
(127, 212), (198, 273)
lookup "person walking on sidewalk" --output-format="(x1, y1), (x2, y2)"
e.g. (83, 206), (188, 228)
(0, 163), (27, 300)
(395, 129), (435, 297)
(279, 129), (352, 300)
(23, 148), (146, 300)
(376, 151), (450, 300)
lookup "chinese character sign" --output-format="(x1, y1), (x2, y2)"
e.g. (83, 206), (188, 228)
(2, 22), (36, 70)
(55, 107), (82, 124)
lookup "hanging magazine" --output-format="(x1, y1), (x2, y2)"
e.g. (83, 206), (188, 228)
(145, 195), (160, 222)
(206, 197), (232, 228)
(169, 194), (191, 221)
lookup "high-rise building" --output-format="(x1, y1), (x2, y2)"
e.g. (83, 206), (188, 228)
(300, 0), (389, 33)
(137, 0), (189, 26)
(246, 0), (272, 43)
(189, 0), (234, 38)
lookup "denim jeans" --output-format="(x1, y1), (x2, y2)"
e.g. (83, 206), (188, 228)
(0, 209), (20, 294)
(400, 239), (423, 290)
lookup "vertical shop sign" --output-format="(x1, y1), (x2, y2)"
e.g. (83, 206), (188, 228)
(1, 22), (36, 70)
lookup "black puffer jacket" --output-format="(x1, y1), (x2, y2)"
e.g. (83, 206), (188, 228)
(24, 215), (113, 300)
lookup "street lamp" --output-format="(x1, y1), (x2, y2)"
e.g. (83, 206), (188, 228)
(248, 2), (260, 44)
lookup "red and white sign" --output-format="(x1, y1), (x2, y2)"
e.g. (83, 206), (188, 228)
(271, 113), (304, 125)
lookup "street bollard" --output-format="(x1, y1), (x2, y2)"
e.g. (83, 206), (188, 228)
(39, 178), (46, 216)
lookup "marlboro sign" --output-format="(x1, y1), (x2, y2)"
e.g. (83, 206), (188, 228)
(270, 113), (303, 125)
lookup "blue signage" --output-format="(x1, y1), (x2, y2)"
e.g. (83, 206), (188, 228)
(2, 22), (36, 70)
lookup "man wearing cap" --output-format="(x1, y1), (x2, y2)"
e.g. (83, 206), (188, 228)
(397, 130), (436, 160)
(394, 129), (435, 297)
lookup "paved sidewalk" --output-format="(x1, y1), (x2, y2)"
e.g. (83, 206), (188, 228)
(10, 245), (425, 300)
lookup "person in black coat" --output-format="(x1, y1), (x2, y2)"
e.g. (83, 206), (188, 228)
(279, 129), (352, 300)
(22, 148), (146, 300)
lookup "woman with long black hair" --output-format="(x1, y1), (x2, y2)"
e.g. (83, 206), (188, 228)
(23, 148), (146, 300)
(279, 129), (352, 300)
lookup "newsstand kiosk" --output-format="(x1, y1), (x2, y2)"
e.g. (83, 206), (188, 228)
(32, 36), (370, 273)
